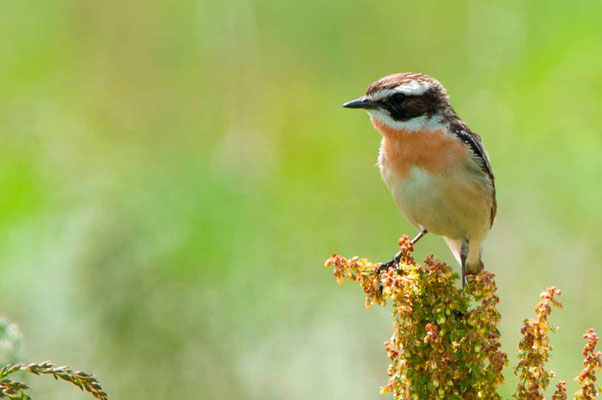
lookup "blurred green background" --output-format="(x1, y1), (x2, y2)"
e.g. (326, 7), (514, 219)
(1, 0), (600, 398)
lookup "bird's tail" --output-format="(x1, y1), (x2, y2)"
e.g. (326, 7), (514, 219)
(443, 237), (484, 275)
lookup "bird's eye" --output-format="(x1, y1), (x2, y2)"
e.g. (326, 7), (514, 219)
(389, 93), (406, 103)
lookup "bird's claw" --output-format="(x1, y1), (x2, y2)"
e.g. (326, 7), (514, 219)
(377, 254), (403, 274)
(376, 254), (403, 293)
(376, 260), (396, 275)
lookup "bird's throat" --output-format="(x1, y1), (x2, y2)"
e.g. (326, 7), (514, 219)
(372, 117), (468, 179)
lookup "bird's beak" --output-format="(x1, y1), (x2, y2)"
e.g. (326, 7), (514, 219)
(342, 96), (378, 109)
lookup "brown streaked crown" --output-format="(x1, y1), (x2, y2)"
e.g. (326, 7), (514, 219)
(366, 72), (445, 97)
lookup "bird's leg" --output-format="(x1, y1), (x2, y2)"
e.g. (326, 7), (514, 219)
(411, 229), (428, 245)
(377, 229), (428, 275)
(460, 239), (469, 288)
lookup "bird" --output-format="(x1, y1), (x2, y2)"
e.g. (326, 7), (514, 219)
(343, 72), (496, 287)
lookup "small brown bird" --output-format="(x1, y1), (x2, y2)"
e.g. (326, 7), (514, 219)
(343, 73), (496, 287)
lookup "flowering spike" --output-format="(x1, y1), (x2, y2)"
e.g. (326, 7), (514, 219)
(574, 328), (602, 400)
(513, 287), (563, 400)
(551, 381), (567, 400)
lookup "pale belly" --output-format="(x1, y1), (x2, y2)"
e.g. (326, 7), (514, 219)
(380, 159), (492, 240)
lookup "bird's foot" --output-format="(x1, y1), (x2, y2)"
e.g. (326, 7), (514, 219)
(375, 230), (427, 293)
(376, 252), (403, 293)
(377, 252), (402, 275)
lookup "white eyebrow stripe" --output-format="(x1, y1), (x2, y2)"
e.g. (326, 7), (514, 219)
(370, 82), (432, 100)
(394, 81), (431, 95)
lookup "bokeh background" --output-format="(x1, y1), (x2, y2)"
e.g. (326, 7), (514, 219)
(1, 1), (601, 398)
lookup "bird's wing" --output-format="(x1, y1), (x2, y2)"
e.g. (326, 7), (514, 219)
(451, 125), (497, 227)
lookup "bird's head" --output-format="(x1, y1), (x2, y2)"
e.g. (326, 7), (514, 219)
(343, 73), (455, 132)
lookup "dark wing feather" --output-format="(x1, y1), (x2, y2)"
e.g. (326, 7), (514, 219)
(451, 125), (497, 227)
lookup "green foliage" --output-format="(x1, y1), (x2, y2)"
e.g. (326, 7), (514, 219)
(0, 362), (108, 400)
(0, 318), (107, 400)
(326, 237), (602, 400)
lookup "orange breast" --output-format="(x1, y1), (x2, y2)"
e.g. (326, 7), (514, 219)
(372, 118), (468, 178)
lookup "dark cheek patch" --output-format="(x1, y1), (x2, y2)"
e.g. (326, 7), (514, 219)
(382, 93), (436, 121)
(387, 104), (407, 120)
(402, 98), (429, 119)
